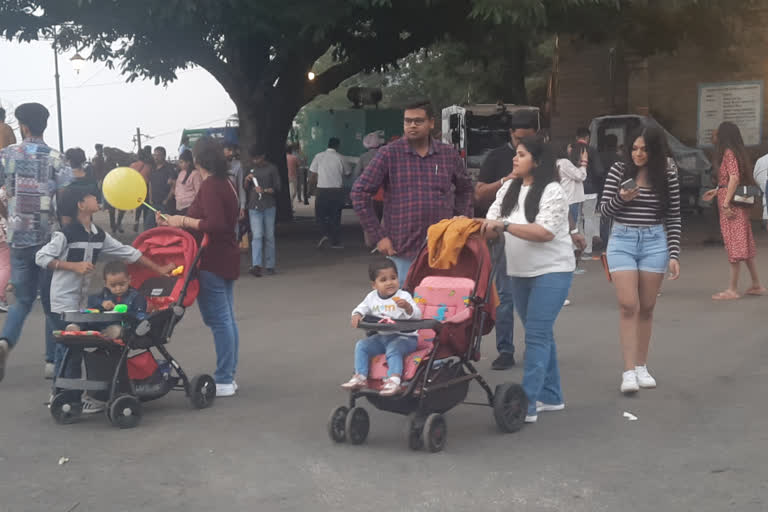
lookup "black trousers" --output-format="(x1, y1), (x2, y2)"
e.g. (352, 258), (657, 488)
(315, 187), (344, 245)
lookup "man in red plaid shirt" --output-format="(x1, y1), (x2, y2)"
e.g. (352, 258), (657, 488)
(351, 100), (473, 280)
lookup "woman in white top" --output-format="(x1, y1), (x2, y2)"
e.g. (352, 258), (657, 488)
(482, 135), (575, 424)
(557, 142), (588, 226)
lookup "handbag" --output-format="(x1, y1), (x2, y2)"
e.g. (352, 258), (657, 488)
(731, 185), (763, 208)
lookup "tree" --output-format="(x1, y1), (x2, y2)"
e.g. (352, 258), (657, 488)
(0, 0), (737, 217)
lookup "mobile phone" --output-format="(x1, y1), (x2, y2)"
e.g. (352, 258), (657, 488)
(621, 178), (638, 191)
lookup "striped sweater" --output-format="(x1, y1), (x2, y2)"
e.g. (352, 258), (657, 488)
(599, 162), (682, 260)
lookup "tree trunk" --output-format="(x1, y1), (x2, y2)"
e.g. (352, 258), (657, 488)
(233, 89), (302, 221)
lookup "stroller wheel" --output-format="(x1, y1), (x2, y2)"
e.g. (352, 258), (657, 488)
(108, 394), (142, 429)
(50, 393), (82, 425)
(345, 407), (370, 445)
(407, 412), (426, 451)
(327, 406), (349, 443)
(188, 374), (216, 409)
(493, 383), (527, 433)
(423, 413), (447, 453)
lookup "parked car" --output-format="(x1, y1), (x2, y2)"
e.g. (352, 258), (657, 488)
(588, 115), (712, 213)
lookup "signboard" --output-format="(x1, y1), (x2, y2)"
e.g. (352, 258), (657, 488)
(697, 80), (763, 146)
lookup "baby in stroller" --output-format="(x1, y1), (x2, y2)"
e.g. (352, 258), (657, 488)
(341, 259), (422, 396)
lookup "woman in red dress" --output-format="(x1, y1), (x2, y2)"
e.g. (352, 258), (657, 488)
(703, 122), (765, 300)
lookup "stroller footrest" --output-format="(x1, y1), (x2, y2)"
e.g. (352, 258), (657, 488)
(54, 377), (109, 391)
(54, 331), (123, 348)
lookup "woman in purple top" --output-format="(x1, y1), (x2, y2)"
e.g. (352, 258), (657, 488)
(158, 137), (241, 397)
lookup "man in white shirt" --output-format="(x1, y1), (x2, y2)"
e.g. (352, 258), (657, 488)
(309, 137), (351, 248)
(753, 153), (768, 223)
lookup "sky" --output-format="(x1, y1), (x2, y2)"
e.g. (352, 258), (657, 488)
(0, 39), (237, 159)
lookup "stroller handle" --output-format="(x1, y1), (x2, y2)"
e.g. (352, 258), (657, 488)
(357, 316), (441, 333)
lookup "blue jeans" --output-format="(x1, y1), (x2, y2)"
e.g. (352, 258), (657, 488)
(197, 270), (239, 384)
(354, 333), (419, 378)
(495, 251), (515, 355)
(53, 317), (82, 380)
(1, 245), (57, 362)
(510, 272), (573, 416)
(389, 256), (414, 286)
(569, 202), (583, 226)
(249, 207), (276, 269)
(143, 205), (157, 231)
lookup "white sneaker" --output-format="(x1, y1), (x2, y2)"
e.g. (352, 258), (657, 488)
(563, 299), (571, 307)
(635, 365), (657, 389)
(536, 401), (565, 413)
(44, 362), (55, 380)
(216, 383), (236, 397)
(340, 373), (367, 390)
(316, 236), (329, 249)
(524, 414), (538, 423)
(379, 376), (402, 396)
(232, 380), (238, 392)
(0, 301), (8, 312)
(621, 370), (639, 394)
(81, 395), (106, 414)
(0, 339), (8, 383)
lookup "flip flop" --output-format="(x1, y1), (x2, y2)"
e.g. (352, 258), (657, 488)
(712, 291), (741, 301)
(745, 287), (767, 296)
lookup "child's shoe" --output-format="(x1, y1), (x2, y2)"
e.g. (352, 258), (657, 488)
(340, 373), (367, 390)
(81, 395), (106, 414)
(100, 324), (123, 339)
(379, 376), (402, 397)
(65, 323), (81, 332)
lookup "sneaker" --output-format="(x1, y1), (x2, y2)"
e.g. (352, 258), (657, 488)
(81, 395), (106, 414)
(580, 253), (594, 261)
(340, 373), (367, 390)
(574, 268), (586, 275)
(316, 236), (329, 249)
(563, 299), (571, 307)
(524, 414), (538, 423)
(536, 401), (565, 413)
(0, 301), (8, 312)
(232, 380), (238, 392)
(216, 383), (236, 397)
(266, 268), (276, 276)
(65, 323), (81, 332)
(0, 339), (8, 383)
(44, 362), (55, 380)
(621, 370), (639, 394)
(249, 266), (262, 278)
(491, 352), (516, 370)
(379, 376), (402, 397)
(635, 365), (657, 389)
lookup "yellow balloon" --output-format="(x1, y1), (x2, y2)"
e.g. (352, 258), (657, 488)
(102, 167), (147, 211)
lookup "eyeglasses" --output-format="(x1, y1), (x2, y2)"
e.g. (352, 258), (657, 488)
(404, 117), (427, 126)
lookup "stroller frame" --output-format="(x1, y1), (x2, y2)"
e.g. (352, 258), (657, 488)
(328, 238), (527, 452)
(49, 231), (216, 428)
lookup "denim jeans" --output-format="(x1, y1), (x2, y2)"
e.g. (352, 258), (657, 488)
(495, 251), (515, 355)
(248, 207), (276, 269)
(197, 270), (239, 384)
(1, 245), (57, 362)
(354, 333), (419, 378)
(53, 316), (82, 380)
(143, 205), (157, 231)
(569, 202), (583, 227)
(510, 271), (573, 416)
(389, 256), (414, 286)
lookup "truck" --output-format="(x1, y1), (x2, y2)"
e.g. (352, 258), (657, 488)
(442, 103), (541, 182)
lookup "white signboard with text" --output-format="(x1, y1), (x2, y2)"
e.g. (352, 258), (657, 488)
(697, 81), (763, 146)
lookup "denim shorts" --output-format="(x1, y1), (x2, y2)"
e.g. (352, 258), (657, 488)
(606, 223), (669, 274)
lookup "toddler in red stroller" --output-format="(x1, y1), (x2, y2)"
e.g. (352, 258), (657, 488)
(49, 227), (216, 428)
(329, 234), (527, 452)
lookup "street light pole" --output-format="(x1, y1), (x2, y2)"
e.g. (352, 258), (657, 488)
(53, 37), (64, 152)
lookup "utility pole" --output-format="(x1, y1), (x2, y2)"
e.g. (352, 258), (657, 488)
(135, 127), (142, 152)
(53, 35), (64, 152)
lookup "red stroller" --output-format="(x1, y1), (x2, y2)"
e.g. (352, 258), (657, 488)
(49, 227), (216, 428)
(328, 235), (527, 452)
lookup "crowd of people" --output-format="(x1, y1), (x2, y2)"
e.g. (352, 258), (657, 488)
(0, 96), (765, 420)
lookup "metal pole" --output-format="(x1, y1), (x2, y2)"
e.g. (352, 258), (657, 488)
(135, 127), (142, 152)
(53, 39), (64, 152)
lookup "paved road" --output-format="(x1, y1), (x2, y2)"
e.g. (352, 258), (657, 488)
(1, 213), (766, 511)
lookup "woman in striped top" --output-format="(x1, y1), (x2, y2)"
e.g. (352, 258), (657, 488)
(599, 125), (681, 394)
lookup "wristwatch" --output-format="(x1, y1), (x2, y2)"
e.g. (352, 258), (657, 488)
(503, 221), (511, 232)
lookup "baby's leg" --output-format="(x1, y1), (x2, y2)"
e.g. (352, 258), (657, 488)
(354, 334), (387, 376)
(384, 335), (419, 378)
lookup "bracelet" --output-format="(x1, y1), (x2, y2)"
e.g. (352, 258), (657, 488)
(182, 216), (187, 228)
